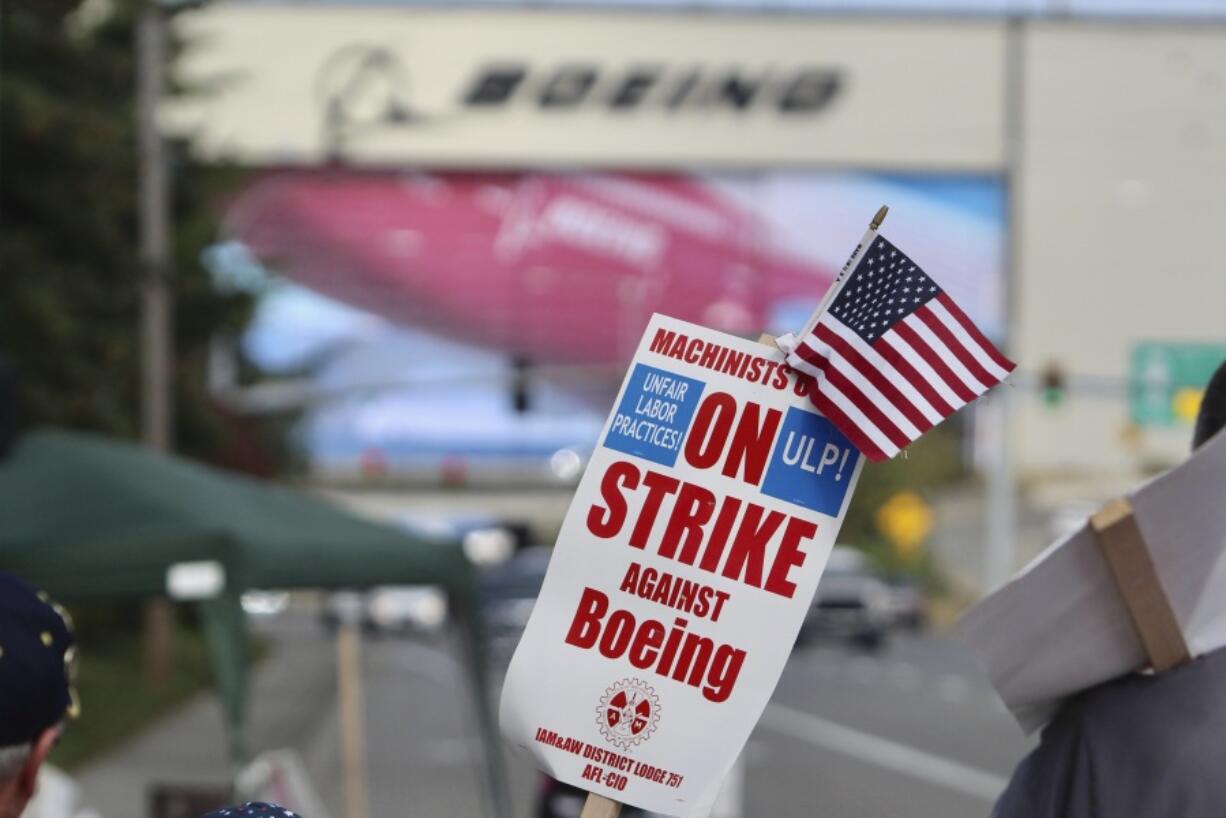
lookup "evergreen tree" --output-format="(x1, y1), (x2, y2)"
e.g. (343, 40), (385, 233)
(0, 0), (251, 460)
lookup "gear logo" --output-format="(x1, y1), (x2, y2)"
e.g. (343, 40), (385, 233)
(597, 678), (660, 750)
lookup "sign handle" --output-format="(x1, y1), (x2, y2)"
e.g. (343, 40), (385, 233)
(579, 793), (623, 818)
(1089, 498), (1191, 672)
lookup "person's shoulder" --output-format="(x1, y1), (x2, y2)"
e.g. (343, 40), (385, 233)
(1055, 645), (1226, 742)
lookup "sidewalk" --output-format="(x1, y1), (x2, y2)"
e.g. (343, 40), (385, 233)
(73, 612), (532, 818)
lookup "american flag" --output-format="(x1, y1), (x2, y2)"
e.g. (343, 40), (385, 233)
(785, 234), (1015, 461)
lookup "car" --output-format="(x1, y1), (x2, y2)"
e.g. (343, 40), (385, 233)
(364, 585), (449, 635)
(797, 546), (893, 651)
(881, 578), (928, 631)
(319, 513), (524, 636)
(477, 544), (553, 659)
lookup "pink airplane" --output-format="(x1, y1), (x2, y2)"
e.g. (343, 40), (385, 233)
(226, 170), (837, 365)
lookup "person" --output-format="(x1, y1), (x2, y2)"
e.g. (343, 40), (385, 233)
(202, 803), (300, 818)
(0, 573), (78, 818)
(991, 359), (1226, 818)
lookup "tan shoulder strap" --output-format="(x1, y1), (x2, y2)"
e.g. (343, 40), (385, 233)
(1089, 498), (1191, 672)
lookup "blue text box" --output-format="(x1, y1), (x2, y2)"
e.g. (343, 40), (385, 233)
(760, 407), (860, 517)
(603, 365), (706, 467)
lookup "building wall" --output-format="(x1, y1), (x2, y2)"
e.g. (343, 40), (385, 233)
(173, 5), (1226, 476)
(1015, 22), (1226, 476)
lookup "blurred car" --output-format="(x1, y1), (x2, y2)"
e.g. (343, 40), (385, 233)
(320, 589), (366, 631)
(319, 513), (524, 636)
(320, 585), (449, 637)
(365, 585), (448, 635)
(797, 546), (893, 651)
(240, 590), (291, 617)
(881, 578), (928, 631)
(478, 544), (553, 658)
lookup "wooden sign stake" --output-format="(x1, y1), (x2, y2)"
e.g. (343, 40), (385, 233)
(579, 793), (623, 818)
(1089, 497), (1191, 673)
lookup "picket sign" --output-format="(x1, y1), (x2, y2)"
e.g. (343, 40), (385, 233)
(1089, 498), (1192, 672)
(502, 212), (891, 817)
(500, 314), (865, 816)
(577, 333), (779, 818)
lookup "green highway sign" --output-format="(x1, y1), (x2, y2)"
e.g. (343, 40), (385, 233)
(1130, 342), (1226, 427)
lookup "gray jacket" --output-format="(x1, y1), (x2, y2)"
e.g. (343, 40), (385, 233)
(992, 646), (1226, 818)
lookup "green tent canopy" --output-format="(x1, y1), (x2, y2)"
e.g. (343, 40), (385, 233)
(0, 428), (508, 813)
(0, 428), (470, 596)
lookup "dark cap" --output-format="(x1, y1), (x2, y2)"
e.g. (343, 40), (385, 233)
(1193, 359), (1226, 450)
(0, 572), (78, 746)
(202, 803), (301, 818)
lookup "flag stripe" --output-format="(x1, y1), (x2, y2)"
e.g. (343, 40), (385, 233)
(811, 378), (899, 461)
(882, 329), (969, 410)
(807, 389), (887, 461)
(803, 350), (915, 450)
(787, 347), (825, 382)
(893, 322), (977, 404)
(927, 299), (1011, 382)
(871, 330), (958, 417)
(936, 293), (1015, 374)
(905, 311), (990, 394)
(821, 316), (944, 426)
(810, 325), (931, 436)
(914, 306), (999, 389)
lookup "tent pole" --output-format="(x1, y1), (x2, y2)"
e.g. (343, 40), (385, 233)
(199, 593), (249, 770)
(337, 621), (370, 818)
(454, 590), (512, 818)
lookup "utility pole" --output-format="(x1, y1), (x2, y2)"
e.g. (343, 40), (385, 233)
(138, 0), (174, 685)
(983, 16), (1026, 592)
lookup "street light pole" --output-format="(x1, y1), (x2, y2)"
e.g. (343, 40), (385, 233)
(137, 0), (174, 685)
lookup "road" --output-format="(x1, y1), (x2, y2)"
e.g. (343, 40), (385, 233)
(78, 611), (1033, 818)
(755, 635), (1032, 818)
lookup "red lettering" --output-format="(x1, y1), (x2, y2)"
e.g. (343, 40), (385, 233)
(587, 461), (640, 538)
(719, 349), (745, 376)
(764, 517), (817, 598)
(659, 482), (716, 560)
(695, 495), (740, 571)
(618, 562), (641, 593)
(746, 357), (764, 383)
(667, 334), (687, 360)
(629, 471), (680, 549)
(721, 503), (785, 590)
(684, 338), (703, 364)
(600, 610), (636, 657)
(684, 392), (736, 470)
(565, 587), (608, 648)
(629, 620), (665, 669)
(722, 401), (782, 486)
(761, 360), (779, 386)
(650, 328), (676, 355)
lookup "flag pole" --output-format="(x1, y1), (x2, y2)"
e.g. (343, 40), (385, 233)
(794, 205), (889, 341)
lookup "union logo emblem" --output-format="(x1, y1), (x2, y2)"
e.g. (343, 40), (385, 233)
(596, 678), (660, 750)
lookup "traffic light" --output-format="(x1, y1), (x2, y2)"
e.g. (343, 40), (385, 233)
(511, 355), (532, 414)
(1041, 362), (1067, 408)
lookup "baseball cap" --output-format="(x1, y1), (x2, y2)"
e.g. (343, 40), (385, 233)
(0, 572), (78, 746)
(202, 803), (302, 818)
